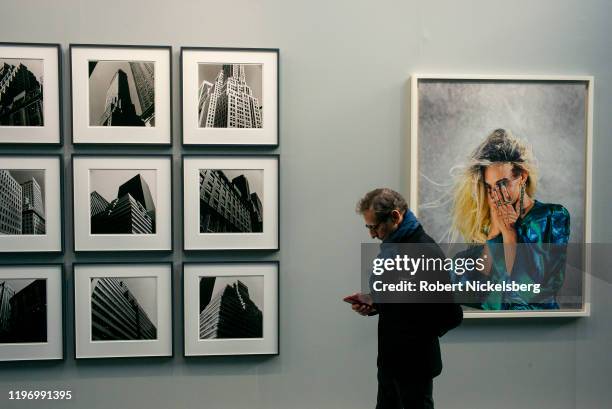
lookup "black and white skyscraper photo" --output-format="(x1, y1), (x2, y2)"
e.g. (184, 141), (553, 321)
(199, 169), (263, 233)
(0, 279), (47, 343)
(199, 276), (263, 339)
(88, 60), (155, 127)
(0, 58), (44, 126)
(0, 169), (46, 235)
(198, 64), (263, 128)
(89, 169), (157, 234)
(90, 276), (157, 341)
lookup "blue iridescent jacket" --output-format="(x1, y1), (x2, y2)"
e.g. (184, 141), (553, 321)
(452, 200), (570, 310)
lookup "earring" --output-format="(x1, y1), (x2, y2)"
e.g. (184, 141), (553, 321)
(519, 184), (525, 216)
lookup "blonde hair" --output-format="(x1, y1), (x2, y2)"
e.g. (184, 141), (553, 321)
(451, 129), (538, 243)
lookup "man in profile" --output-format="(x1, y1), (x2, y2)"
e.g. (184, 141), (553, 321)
(347, 188), (462, 409)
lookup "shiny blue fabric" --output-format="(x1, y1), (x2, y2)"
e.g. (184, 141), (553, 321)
(452, 200), (570, 310)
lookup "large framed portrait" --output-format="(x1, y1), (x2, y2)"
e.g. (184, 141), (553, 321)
(0, 264), (64, 361)
(181, 47), (278, 146)
(0, 42), (62, 145)
(183, 155), (279, 250)
(72, 155), (172, 252)
(0, 155), (63, 253)
(183, 262), (278, 356)
(410, 75), (593, 318)
(74, 263), (173, 359)
(70, 44), (171, 145)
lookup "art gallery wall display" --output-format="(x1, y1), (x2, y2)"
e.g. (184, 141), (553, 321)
(0, 42), (62, 144)
(181, 47), (278, 146)
(70, 44), (171, 145)
(0, 264), (64, 361)
(73, 263), (173, 359)
(183, 262), (278, 356)
(72, 155), (172, 252)
(183, 155), (279, 250)
(410, 74), (593, 318)
(0, 155), (63, 253)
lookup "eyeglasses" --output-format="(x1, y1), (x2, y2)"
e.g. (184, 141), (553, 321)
(365, 222), (383, 231)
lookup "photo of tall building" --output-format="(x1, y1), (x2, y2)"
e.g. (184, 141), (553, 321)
(199, 169), (263, 233)
(88, 60), (155, 127)
(198, 64), (263, 128)
(89, 170), (156, 234)
(91, 277), (157, 341)
(0, 279), (47, 343)
(0, 169), (45, 235)
(0, 58), (44, 126)
(199, 276), (263, 339)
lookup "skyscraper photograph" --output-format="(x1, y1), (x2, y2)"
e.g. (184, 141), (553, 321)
(0, 169), (45, 235)
(199, 276), (263, 339)
(88, 60), (155, 127)
(91, 276), (157, 341)
(199, 169), (264, 233)
(198, 64), (263, 128)
(0, 279), (47, 343)
(0, 58), (44, 126)
(89, 169), (157, 234)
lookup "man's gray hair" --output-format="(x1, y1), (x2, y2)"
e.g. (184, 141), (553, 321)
(356, 188), (408, 222)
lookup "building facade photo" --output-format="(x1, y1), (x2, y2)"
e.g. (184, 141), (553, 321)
(0, 169), (46, 235)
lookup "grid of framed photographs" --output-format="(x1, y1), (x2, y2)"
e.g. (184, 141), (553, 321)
(0, 42), (280, 360)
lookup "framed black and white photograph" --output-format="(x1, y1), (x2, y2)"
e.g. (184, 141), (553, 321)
(183, 262), (278, 356)
(70, 44), (171, 144)
(0, 265), (63, 361)
(410, 75), (593, 318)
(0, 42), (61, 144)
(73, 155), (172, 252)
(181, 47), (278, 146)
(183, 155), (279, 250)
(74, 263), (172, 359)
(0, 155), (63, 253)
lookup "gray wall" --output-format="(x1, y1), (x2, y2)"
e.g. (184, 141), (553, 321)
(1, 1), (611, 408)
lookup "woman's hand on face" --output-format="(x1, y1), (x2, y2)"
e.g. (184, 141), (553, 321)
(489, 188), (518, 240)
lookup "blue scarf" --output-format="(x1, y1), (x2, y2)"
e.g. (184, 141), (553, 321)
(383, 209), (420, 243)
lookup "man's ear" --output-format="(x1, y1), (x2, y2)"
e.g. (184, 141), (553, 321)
(391, 209), (401, 223)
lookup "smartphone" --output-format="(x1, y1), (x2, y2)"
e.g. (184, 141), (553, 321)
(343, 294), (371, 306)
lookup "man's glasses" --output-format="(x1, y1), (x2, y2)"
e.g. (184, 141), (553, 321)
(365, 222), (383, 231)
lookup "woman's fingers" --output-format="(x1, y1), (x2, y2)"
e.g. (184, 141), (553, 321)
(501, 184), (512, 204)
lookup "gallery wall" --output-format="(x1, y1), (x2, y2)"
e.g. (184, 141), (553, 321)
(1, 0), (611, 408)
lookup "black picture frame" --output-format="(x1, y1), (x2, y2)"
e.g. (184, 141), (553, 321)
(69, 43), (173, 146)
(0, 42), (63, 146)
(180, 47), (279, 147)
(0, 263), (66, 362)
(182, 260), (279, 357)
(72, 261), (175, 360)
(181, 153), (280, 251)
(71, 153), (174, 253)
(0, 153), (65, 254)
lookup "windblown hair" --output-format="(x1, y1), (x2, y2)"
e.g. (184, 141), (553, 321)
(451, 129), (538, 243)
(356, 188), (408, 222)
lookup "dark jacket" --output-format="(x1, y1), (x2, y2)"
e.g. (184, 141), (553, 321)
(374, 222), (463, 377)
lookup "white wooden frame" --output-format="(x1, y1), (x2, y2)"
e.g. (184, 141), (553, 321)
(409, 74), (593, 318)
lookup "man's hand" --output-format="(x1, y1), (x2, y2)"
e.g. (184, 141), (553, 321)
(346, 293), (375, 316)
